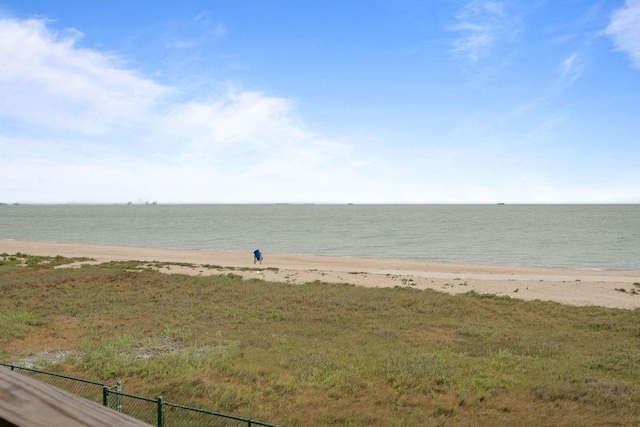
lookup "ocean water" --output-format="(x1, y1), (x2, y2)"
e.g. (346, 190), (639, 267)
(1, 204), (638, 271)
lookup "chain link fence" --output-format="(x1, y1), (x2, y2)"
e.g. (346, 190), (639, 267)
(1, 363), (279, 427)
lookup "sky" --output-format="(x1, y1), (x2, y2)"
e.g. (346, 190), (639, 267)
(0, 0), (639, 204)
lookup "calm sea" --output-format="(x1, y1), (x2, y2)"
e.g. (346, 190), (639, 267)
(1, 204), (638, 271)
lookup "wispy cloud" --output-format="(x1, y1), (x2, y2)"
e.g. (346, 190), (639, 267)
(605, 0), (640, 69)
(447, 0), (521, 62)
(558, 52), (584, 85)
(165, 11), (226, 50)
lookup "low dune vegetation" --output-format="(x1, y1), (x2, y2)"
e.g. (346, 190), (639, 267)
(2, 254), (640, 426)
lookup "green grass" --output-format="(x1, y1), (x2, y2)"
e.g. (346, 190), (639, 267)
(1, 255), (640, 426)
(0, 311), (41, 350)
(1, 252), (92, 268)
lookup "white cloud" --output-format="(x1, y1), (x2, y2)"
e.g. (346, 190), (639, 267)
(1, 16), (637, 204)
(0, 17), (362, 203)
(605, 0), (640, 69)
(448, 0), (521, 62)
(155, 90), (350, 177)
(0, 18), (169, 134)
(161, 91), (299, 148)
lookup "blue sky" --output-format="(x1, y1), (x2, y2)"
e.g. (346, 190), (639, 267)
(1, 0), (639, 203)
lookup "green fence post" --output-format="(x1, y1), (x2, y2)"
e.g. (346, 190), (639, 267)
(157, 396), (163, 427)
(102, 386), (109, 407)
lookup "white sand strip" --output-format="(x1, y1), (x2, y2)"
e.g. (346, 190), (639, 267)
(2, 240), (639, 309)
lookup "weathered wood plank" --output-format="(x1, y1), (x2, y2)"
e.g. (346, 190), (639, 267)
(0, 367), (152, 427)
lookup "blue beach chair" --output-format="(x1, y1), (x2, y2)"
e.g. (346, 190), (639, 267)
(253, 249), (263, 264)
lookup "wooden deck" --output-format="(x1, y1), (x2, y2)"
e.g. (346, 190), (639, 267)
(0, 367), (152, 426)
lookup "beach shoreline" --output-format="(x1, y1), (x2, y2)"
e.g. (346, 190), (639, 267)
(2, 239), (639, 309)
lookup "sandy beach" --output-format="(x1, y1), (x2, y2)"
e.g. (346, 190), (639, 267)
(2, 240), (639, 309)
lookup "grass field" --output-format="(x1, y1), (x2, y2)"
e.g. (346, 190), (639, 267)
(2, 253), (640, 426)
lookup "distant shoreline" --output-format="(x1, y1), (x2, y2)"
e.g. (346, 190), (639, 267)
(2, 240), (639, 309)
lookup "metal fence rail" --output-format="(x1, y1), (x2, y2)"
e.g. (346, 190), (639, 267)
(1, 363), (280, 427)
